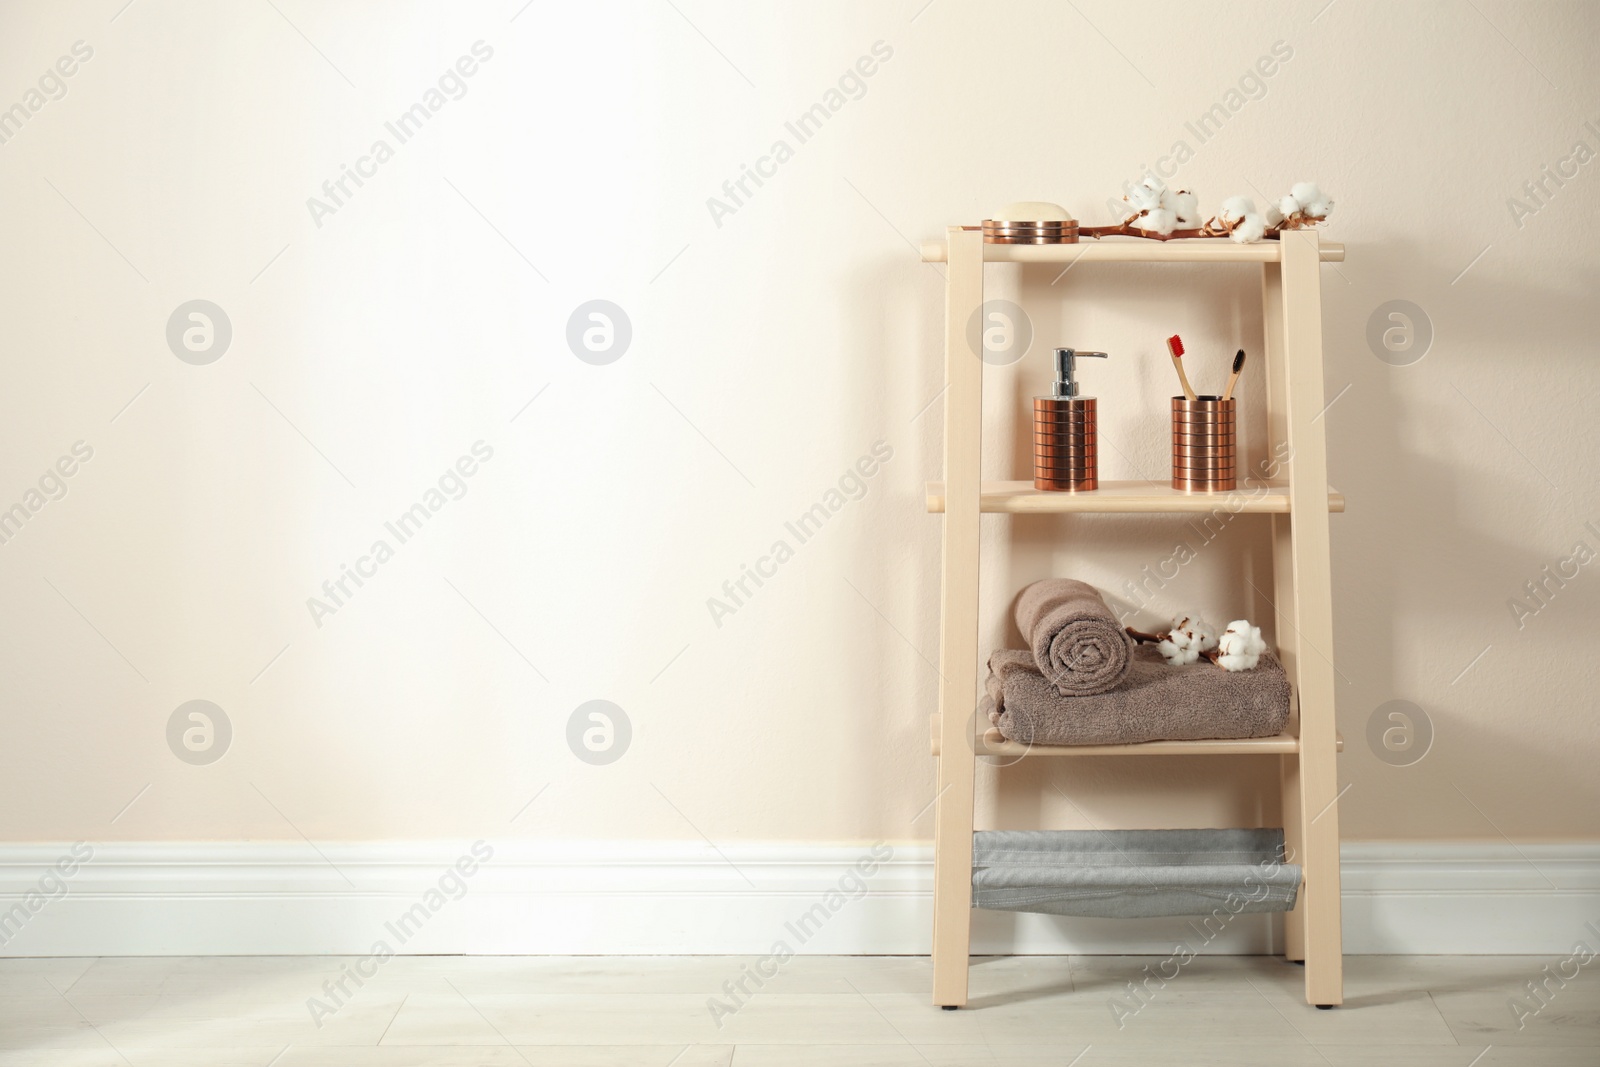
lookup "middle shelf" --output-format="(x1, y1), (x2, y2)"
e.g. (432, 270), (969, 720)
(926, 479), (1346, 515)
(930, 714), (1346, 758)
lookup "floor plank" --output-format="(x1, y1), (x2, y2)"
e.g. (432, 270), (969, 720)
(0, 955), (1590, 1062)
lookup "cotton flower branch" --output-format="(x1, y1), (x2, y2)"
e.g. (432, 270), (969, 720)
(1126, 615), (1268, 672)
(1126, 615), (1217, 665)
(1081, 180), (1334, 244)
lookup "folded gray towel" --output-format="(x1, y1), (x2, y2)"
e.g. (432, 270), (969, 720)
(985, 644), (1290, 746)
(1014, 579), (1133, 696)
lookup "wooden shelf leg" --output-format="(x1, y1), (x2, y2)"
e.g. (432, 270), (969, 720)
(1263, 259), (1308, 968)
(931, 227), (984, 1009)
(1279, 750), (1306, 962)
(931, 745), (977, 1008)
(1279, 232), (1344, 1007)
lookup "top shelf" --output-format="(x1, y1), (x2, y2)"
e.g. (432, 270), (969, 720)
(926, 479), (1346, 515)
(920, 236), (1345, 265)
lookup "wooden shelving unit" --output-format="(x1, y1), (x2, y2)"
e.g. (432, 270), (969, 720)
(925, 228), (1346, 1009)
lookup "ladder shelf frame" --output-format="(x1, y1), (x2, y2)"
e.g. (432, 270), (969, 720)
(927, 227), (1344, 1009)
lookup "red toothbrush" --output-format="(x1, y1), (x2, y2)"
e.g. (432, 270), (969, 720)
(1166, 335), (1197, 401)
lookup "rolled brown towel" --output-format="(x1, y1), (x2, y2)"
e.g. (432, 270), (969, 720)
(1014, 579), (1133, 696)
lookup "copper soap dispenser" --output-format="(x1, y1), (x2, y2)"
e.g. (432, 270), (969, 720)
(1033, 347), (1107, 492)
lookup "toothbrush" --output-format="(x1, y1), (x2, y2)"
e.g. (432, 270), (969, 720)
(1166, 335), (1197, 401)
(1221, 349), (1246, 402)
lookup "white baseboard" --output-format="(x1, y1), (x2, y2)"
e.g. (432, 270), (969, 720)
(1, 840), (1595, 957)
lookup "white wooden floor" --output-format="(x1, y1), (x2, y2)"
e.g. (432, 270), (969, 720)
(0, 955), (1593, 1065)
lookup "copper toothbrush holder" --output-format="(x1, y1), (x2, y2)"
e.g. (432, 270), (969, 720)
(1034, 397), (1097, 491)
(1171, 395), (1236, 492)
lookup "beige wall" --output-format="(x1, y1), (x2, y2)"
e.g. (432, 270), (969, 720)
(1, 0), (1595, 847)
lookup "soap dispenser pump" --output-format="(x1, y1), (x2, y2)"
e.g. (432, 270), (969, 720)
(1033, 348), (1107, 492)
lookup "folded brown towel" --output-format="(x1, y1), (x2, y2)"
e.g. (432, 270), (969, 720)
(984, 644), (1290, 746)
(1014, 579), (1133, 696)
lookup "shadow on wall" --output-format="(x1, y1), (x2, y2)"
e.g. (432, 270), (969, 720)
(1327, 241), (1600, 837)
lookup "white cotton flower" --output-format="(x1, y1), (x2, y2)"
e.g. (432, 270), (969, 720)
(1291, 182), (1322, 208)
(1135, 208), (1177, 234)
(1303, 199), (1333, 219)
(1277, 195), (1300, 218)
(1156, 637), (1197, 666)
(1172, 190), (1200, 227)
(1127, 177), (1165, 211)
(1264, 203), (1284, 226)
(1216, 619), (1267, 671)
(1230, 213), (1267, 243)
(1217, 619), (1265, 656)
(1174, 615), (1219, 652)
(1219, 195), (1254, 222)
(1156, 615), (1218, 664)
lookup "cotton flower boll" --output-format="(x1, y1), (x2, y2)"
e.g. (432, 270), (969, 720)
(1215, 624), (1243, 656)
(1173, 190), (1200, 227)
(1135, 208), (1177, 234)
(1216, 619), (1267, 671)
(1218, 619), (1266, 656)
(1304, 199), (1332, 219)
(1167, 616), (1197, 649)
(1230, 213), (1267, 243)
(1158, 616), (1203, 665)
(1177, 616), (1217, 652)
(1121, 188), (1158, 218)
(1128, 178), (1165, 211)
(1219, 195), (1254, 222)
(1264, 203), (1284, 227)
(1160, 614), (1218, 662)
(1156, 638), (1198, 666)
(1278, 195), (1300, 218)
(1291, 182), (1322, 208)
(1121, 194), (1158, 223)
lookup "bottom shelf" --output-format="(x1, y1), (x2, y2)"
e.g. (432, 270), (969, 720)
(971, 827), (1300, 918)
